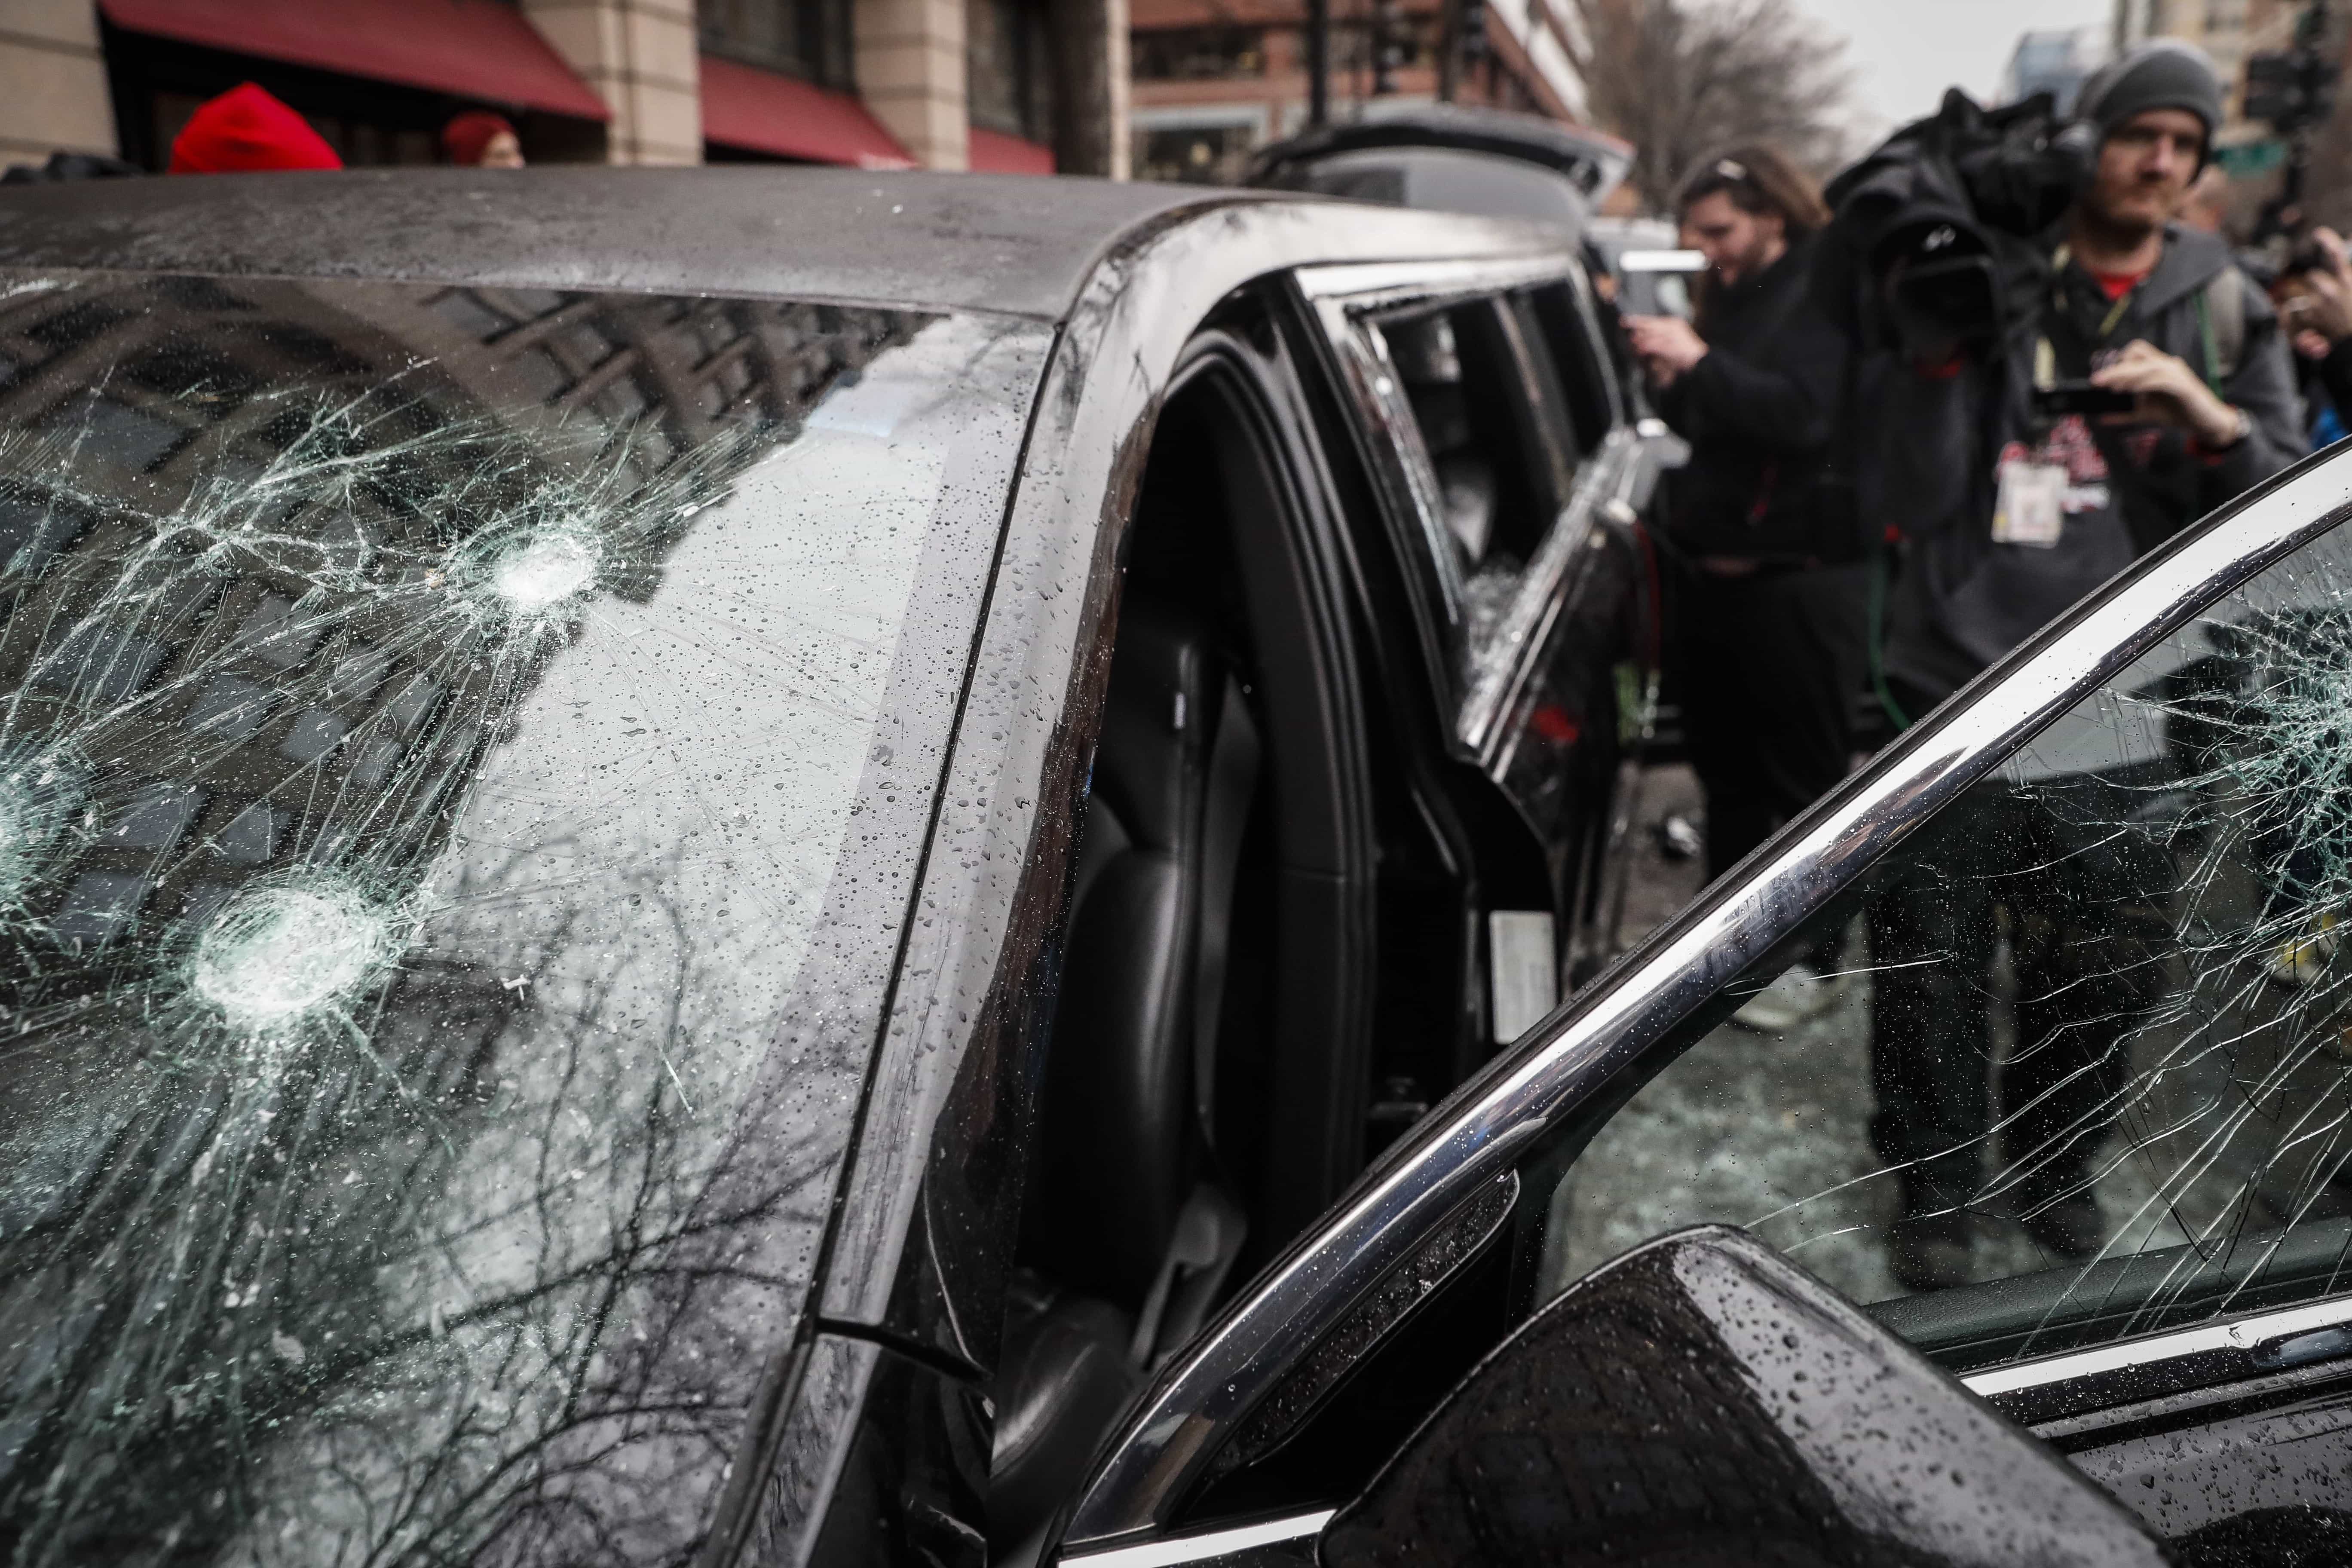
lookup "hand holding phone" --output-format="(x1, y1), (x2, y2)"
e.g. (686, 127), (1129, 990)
(2032, 380), (2135, 418)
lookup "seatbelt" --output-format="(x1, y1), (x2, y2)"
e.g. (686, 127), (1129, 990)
(1130, 672), (1260, 1372)
(1191, 671), (1260, 1144)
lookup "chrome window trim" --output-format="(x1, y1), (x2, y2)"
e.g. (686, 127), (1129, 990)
(1297, 256), (1583, 650)
(1460, 427), (1642, 763)
(1061, 448), (2352, 1549)
(1295, 256), (1654, 763)
(1298, 256), (1581, 315)
(1963, 1293), (2352, 1401)
(1489, 291), (1580, 507)
(1557, 257), (1628, 433)
(1060, 1510), (1335, 1568)
(1320, 301), (1468, 621)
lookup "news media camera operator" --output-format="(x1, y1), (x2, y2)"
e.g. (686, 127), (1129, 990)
(1845, 42), (2302, 1290)
(1876, 45), (2298, 713)
(1625, 149), (1865, 1028)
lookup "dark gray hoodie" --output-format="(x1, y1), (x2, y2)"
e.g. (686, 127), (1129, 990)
(1879, 223), (2302, 708)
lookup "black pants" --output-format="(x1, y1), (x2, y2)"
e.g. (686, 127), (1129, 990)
(1865, 778), (2175, 1210)
(1674, 561), (1868, 882)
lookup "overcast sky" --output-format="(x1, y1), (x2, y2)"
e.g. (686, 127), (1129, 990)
(1788, 0), (2114, 143)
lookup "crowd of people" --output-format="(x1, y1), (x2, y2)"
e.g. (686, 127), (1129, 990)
(1626, 39), (2352, 1288)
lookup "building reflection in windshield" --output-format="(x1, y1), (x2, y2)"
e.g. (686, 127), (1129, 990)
(0, 270), (1007, 1563)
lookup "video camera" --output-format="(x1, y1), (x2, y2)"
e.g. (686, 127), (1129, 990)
(1821, 91), (2098, 360)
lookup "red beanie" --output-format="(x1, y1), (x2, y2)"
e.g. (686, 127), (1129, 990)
(441, 111), (516, 167)
(168, 83), (342, 175)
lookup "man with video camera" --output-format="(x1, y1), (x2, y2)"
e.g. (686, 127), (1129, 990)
(1853, 41), (2302, 1290)
(1871, 42), (2300, 713)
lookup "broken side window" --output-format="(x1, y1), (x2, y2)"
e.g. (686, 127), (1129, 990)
(1529, 519), (2352, 1375)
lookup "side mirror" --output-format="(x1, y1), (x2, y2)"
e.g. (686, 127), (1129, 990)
(1321, 1226), (2165, 1567)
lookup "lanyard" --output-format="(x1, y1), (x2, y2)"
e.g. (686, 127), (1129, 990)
(2034, 242), (2137, 392)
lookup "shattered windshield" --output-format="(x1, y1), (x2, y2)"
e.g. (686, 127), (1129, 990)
(1535, 514), (2352, 1372)
(0, 270), (1044, 1561)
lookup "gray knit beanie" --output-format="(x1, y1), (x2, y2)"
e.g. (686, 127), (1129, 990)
(2076, 40), (2224, 154)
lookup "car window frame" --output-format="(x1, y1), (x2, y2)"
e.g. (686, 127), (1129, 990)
(1295, 260), (1576, 682)
(741, 202), (1586, 1561)
(1055, 438), (2352, 1561)
(1295, 259), (1656, 774)
(1525, 265), (1626, 454)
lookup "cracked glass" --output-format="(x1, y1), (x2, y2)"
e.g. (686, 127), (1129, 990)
(1534, 518), (2352, 1375)
(1363, 293), (1577, 665)
(0, 269), (1044, 1561)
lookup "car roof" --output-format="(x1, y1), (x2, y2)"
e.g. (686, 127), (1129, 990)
(0, 167), (1282, 322)
(1247, 104), (1634, 202)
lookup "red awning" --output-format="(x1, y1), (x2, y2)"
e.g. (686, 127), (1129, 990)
(699, 55), (915, 170)
(968, 127), (1054, 175)
(98, 0), (609, 121)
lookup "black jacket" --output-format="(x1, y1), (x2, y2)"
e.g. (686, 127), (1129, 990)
(1655, 236), (1854, 563)
(2317, 337), (2352, 430)
(1879, 224), (2303, 707)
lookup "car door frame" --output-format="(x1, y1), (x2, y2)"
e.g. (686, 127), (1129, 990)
(707, 196), (1591, 1564)
(1294, 262), (1661, 965)
(1051, 427), (2352, 1559)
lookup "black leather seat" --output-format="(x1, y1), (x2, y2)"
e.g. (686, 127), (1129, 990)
(990, 598), (1259, 1548)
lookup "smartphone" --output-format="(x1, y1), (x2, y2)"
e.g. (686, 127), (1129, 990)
(2032, 380), (2135, 418)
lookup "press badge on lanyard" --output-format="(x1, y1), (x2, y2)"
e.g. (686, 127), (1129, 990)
(1998, 313), (2117, 548)
(1993, 455), (2067, 546)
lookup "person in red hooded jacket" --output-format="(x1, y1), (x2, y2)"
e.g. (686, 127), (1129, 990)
(168, 83), (341, 175)
(442, 111), (525, 168)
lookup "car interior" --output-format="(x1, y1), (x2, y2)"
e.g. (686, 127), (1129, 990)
(987, 311), (1378, 1551)
(1375, 280), (1642, 976)
(986, 272), (1620, 1551)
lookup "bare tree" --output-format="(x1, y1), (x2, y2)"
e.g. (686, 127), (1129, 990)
(1560, 0), (1859, 214)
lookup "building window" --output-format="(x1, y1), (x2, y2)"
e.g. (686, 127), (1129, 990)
(1132, 28), (1268, 81)
(1331, 13), (1439, 81)
(1135, 122), (1255, 184)
(968, 0), (1056, 142)
(699, 0), (855, 90)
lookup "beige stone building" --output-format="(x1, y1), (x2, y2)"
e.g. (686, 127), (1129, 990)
(0, 0), (1124, 175)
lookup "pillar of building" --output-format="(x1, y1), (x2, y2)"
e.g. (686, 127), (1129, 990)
(519, 0), (702, 165)
(1051, 0), (1131, 177)
(856, 0), (968, 170)
(0, 0), (117, 166)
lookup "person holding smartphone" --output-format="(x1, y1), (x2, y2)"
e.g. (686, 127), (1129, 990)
(1620, 147), (1866, 1031)
(1865, 41), (2302, 1292)
(1878, 44), (2298, 718)
(2272, 226), (2352, 447)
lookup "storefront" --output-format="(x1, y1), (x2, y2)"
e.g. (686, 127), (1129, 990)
(97, 0), (611, 168)
(12, 0), (1107, 175)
